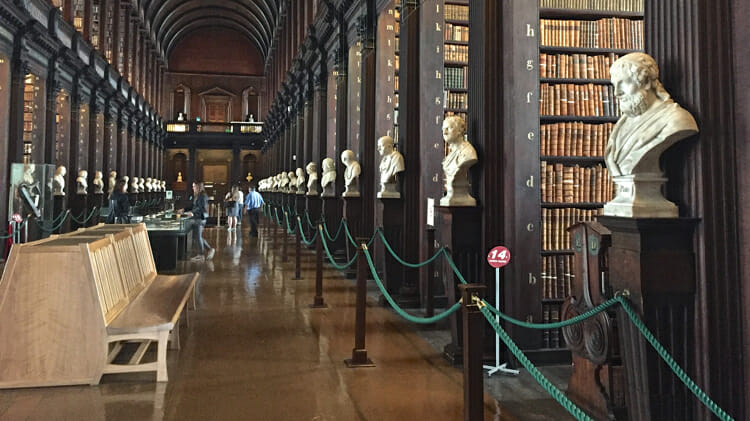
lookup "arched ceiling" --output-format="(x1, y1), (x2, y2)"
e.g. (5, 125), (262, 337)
(138, 0), (281, 61)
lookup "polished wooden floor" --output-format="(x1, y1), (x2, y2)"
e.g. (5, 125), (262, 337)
(0, 220), (520, 421)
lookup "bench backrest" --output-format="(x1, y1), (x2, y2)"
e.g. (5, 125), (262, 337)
(85, 237), (129, 324)
(130, 224), (157, 282)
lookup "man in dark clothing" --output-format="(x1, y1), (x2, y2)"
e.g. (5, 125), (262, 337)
(244, 184), (264, 237)
(107, 178), (130, 223)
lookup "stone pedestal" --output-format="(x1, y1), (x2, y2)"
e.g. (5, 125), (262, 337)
(305, 196), (322, 249)
(321, 196), (344, 256)
(342, 197), (364, 279)
(53, 195), (66, 234)
(377, 198), (419, 308)
(604, 174), (678, 218)
(437, 206), (482, 364)
(70, 194), (88, 231)
(599, 216), (698, 421)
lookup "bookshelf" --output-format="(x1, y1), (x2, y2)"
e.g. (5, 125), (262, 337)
(22, 74), (39, 164)
(443, 0), (469, 136)
(91, 0), (101, 49)
(535, 0), (643, 352)
(393, 1), (400, 145)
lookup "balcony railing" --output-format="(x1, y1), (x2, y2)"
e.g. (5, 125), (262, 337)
(166, 121), (263, 134)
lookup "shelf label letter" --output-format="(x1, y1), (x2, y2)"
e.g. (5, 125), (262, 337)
(526, 223), (534, 232)
(526, 24), (535, 37)
(527, 92), (534, 103)
(526, 176), (534, 188)
(526, 60), (534, 71)
(528, 131), (535, 141)
(528, 273), (537, 285)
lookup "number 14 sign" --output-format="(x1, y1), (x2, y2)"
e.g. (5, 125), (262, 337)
(487, 246), (511, 268)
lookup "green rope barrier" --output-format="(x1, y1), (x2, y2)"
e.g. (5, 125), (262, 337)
(284, 212), (297, 234)
(296, 217), (318, 245)
(363, 248), (459, 324)
(377, 230), (447, 269)
(616, 295), (735, 421)
(35, 211), (71, 233)
(342, 220), (377, 248)
(479, 304), (594, 421)
(71, 207), (98, 225)
(322, 219), (346, 242)
(483, 298), (619, 329)
(304, 212), (316, 229)
(443, 252), (468, 285)
(318, 226), (357, 270)
(0, 219), (30, 239)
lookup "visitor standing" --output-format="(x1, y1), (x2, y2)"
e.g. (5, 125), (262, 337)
(181, 181), (215, 261)
(244, 183), (264, 237)
(224, 185), (242, 232)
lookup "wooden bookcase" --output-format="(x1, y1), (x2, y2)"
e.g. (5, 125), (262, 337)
(443, 0), (469, 151)
(535, 0), (643, 354)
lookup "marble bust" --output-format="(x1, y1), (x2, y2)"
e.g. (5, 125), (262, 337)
(340, 150), (361, 198)
(161, 180), (166, 192)
(145, 177), (153, 192)
(138, 177), (145, 193)
(92, 171), (104, 194)
(280, 172), (290, 192)
(306, 162), (319, 196)
(377, 136), (405, 199)
(76, 170), (88, 195)
(108, 171), (117, 196)
(603, 52), (699, 218)
(440, 116), (478, 206)
(295, 168), (306, 195)
(53, 165), (66, 196)
(288, 171), (298, 194)
(320, 158), (336, 198)
(131, 177), (139, 193)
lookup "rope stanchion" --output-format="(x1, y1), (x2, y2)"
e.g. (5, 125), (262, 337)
(304, 212), (316, 229)
(297, 217), (318, 246)
(309, 224), (327, 308)
(70, 207), (98, 225)
(344, 241), (375, 368)
(616, 295), (735, 421)
(293, 217), (302, 280)
(282, 212), (289, 263)
(483, 298), (619, 330)
(377, 229), (445, 268)
(35, 210), (71, 233)
(363, 248), (459, 324)
(322, 219), (346, 243)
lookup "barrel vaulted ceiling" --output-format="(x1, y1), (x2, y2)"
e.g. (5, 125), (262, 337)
(137, 0), (281, 60)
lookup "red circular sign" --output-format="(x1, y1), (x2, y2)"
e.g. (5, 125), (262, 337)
(11, 213), (22, 223)
(487, 246), (511, 268)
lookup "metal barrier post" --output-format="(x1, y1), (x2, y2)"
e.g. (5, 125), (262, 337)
(345, 240), (375, 367)
(282, 212), (289, 262)
(460, 283), (486, 421)
(293, 218), (302, 280)
(310, 225), (328, 308)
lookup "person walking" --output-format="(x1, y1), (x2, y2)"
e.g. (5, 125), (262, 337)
(182, 181), (215, 261)
(224, 184), (242, 232)
(106, 178), (130, 223)
(244, 183), (264, 237)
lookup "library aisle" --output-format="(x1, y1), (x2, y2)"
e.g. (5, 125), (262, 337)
(0, 225), (522, 421)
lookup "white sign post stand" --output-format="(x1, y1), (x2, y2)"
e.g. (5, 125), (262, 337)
(484, 246), (519, 377)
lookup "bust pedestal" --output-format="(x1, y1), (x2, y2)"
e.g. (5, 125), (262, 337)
(377, 198), (419, 308)
(305, 196), (321, 249)
(128, 192), (138, 207)
(70, 194), (88, 231)
(53, 195), (66, 234)
(437, 206), (482, 365)
(321, 195), (344, 257)
(603, 174), (678, 218)
(91, 193), (104, 225)
(342, 196), (364, 279)
(598, 216), (698, 420)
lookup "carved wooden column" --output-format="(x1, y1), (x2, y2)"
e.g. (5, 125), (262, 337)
(102, 106), (114, 176)
(44, 58), (61, 164)
(356, 3), (377, 242)
(232, 144), (241, 184)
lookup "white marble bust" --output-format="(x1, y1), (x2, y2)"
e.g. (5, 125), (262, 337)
(145, 177), (153, 192)
(92, 171), (104, 194)
(377, 136), (405, 199)
(306, 162), (319, 196)
(603, 53), (699, 218)
(320, 158), (336, 197)
(295, 168), (306, 195)
(441, 116), (478, 206)
(53, 165), (66, 196)
(131, 177), (140, 193)
(280, 172), (290, 192)
(288, 171), (298, 194)
(76, 170), (88, 195)
(138, 177), (145, 193)
(161, 180), (166, 192)
(108, 171), (117, 195)
(341, 150), (361, 198)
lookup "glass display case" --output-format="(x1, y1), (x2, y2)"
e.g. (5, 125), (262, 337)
(8, 163), (55, 222)
(142, 212), (193, 232)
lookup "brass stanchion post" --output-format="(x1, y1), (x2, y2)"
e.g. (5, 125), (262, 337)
(345, 240), (375, 367)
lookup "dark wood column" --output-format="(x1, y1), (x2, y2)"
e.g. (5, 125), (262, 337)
(334, 29), (348, 196)
(44, 58), (61, 165)
(357, 1), (377, 238)
(126, 118), (135, 178)
(117, 111), (127, 174)
(102, 107), (113, 175)
(232, 144), (241, 183)
(313, 73), (327, 168)
(8, 42), (29, 165)
(303, 71), (314, 169)
(399, 0), (422, 298)
(645, 1), (745, 418)
(187, 145), (196, 189)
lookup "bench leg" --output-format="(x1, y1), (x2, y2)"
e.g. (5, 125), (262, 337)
(157, 330), (169, 382)
(169, 320), (181, 350)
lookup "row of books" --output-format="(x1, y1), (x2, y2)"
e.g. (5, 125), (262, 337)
(394, 75), (399, 91)
(543, 208), (603, 251)
(539, 53), (621, 79)
(542, 304), (563, 348)
(541, 163), (615, 203)
(542, 255), (574, 299)
(444, 92), (468, 110)
(445, 4), (469, 21)
(539, 83), (621, 117)
(540, 18), (644, 50)
(540, 122), (614, 157)
(444, 66), (468, 90)
(445, 111), (467, 121)
(539, 0), (643, 12)
(394, 55), (400, 71)
(445, 44), (469, 63)
(444, 23), (469, 42)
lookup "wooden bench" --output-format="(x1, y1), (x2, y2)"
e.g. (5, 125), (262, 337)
(0, 224), (198, 388)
